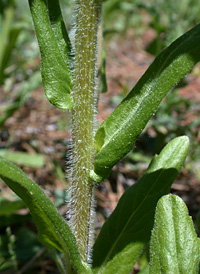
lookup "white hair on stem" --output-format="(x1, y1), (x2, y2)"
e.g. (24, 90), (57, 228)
(65, 0), (102, 263)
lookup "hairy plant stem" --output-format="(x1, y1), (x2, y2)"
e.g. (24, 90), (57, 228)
(71, 0), (101, 262)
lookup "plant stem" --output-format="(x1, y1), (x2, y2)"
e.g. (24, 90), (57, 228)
(70, 0), (101, 262)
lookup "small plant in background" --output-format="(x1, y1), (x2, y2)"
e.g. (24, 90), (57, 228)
(0, 1), (200, 274)
(0, 0), (22, 85)
(0, 0), (40, 84)
(102, 0), (200, 46)
(140, 0), (200, 55)
(0, 0), (42, 130)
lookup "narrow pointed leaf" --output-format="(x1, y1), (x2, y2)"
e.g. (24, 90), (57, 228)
(92, 24), (200, 181)
(149, 194), (200, 274)
(29, 0), (73, 110)
(0, 156), (91, 274)
(92, 136), (189, 273)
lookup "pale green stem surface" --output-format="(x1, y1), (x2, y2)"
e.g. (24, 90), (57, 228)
(71, 0), (101, 262)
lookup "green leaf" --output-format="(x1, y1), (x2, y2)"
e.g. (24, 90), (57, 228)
(47, 0), (72, 65)
(0, 5), (15, 84)
(149, 194), (200, 274)
(0, 196), (26, 216)
(0, 26), (22, 84)
(94, 126), (106, 153)
(0, 156), (91, 274)
(92, 136), (189, 274)
(92, 24), (200, 181)
(0, 150), (45, 168)
(29, 0), (73, 110)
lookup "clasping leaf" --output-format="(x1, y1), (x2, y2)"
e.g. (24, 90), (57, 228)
(29, 0), (73, 110)
(92, 24), (200, 181)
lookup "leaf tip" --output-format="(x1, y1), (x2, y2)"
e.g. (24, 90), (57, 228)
(94, 125), (106, 153)
(46, 92), (74, 110)
(89, 170), (103, 182)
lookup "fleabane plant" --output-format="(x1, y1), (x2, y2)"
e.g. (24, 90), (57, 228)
(0, 0), (200, 273)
